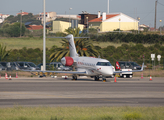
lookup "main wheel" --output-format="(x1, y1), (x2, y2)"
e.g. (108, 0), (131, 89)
(129, 75), (133, 78)
(123, 75), (126, 78)
(94, 76), (99, 81)
(72, 75), (77, 80)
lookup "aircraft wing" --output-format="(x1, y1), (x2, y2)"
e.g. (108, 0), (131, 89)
(113, 63), (144, 74)
(24, 70), (86, 75)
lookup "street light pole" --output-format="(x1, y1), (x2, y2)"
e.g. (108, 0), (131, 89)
(138, 17), (140, 34)
(119, 18), (121, 33)
(86, 17), (88, 34)
(107, 0), (109, 14)
(69, 8), (72, 28)
(160, 20), (162, 35)
(20, 10), (22, 37)
(43, 0), (46, 71)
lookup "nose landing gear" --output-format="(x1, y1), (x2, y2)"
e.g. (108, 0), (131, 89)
(102, 77), (106, 82)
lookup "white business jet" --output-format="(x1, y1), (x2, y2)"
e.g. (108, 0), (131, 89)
(29, 34), (144, 81)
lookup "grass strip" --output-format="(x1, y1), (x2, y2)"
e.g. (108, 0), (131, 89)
(0, 106), (164, 120)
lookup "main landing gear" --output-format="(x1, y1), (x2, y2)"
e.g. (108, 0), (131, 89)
(94, 76), (100, 81)
(72, 75), (77, 80)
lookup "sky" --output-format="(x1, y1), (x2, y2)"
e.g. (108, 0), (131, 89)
(1, 0), (164, 28)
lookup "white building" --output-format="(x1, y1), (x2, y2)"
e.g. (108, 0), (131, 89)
(0, 14), (10, 23)
(38, 12), (57, 23)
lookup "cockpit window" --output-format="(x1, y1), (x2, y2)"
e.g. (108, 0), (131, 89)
(96, 62), (111, 66)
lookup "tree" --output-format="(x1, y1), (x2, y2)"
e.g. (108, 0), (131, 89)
(49, 28), (100, 62)
(0, 44), (11, 61)
(64, 27), (81, 37)
(2, 22), (26, 37)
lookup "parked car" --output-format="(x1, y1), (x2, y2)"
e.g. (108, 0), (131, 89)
(0, 64), (6, 71)
(6, 62), (19, 71)
(49, 62), (72, 71)
(0, 62), (7, 70)
(129, 62), (141, 70)
(17, 62), (40, 70)
(37, 63), (50, 70)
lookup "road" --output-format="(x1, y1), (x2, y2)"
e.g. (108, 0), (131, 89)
(0, 77), (164, 107)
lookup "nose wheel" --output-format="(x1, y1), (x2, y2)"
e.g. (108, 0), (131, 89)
(102, 77), (106, 82)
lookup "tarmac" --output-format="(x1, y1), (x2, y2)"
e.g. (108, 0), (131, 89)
(0, 76), (164, 107)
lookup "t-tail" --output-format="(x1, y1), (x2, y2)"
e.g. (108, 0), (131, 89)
(65, 34), (79, 57)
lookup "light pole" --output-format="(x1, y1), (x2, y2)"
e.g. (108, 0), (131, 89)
(43, 0), (46, 71)
(138, 17), (140, 34)
(160, 20), (162, 35)
(69, 8), (72, 28)
(119, 18), (121, 33)
(86, 17), (88, 34)
(107, 0), (109, 14)
(20, 10), (22, 37)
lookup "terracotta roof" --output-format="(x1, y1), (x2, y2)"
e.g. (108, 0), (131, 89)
(17, 12), (29, 15)
(77, 15), (81, 19)
(89, 14), (119, 22)
(26, 25), (43, 30)
(40, 12), (48, 15)
(140, 24), (149, 28)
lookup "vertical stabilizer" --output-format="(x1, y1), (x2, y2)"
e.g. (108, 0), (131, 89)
(65, 34), (78, 57)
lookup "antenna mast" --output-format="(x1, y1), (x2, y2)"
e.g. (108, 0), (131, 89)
(154, 0), (158, 31)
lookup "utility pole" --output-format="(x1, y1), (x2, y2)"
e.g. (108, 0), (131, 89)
(43, 0), (46, 71)
(20, 10), (22, 37)
(154, 0), (157, 31)
(107, 0), (109, 14)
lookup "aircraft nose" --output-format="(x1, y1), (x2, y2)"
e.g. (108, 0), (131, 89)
(98, 66), (113, 75)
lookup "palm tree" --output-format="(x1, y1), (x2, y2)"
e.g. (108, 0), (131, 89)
(64, 27), (81, 37)
(0, 44), (11, 61)
(49, 28), (100, 62)
(49, 44), (70, 62)
(75, 38), (99, 57)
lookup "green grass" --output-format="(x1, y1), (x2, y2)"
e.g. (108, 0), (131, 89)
(0, 37), (159, 50)
(0, 106), (164, 120)
(0, 37), (62, 50)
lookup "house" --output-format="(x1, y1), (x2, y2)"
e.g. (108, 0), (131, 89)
(139, 24), (150, 31)
(0, 13), (10, 23)
(79, 11), (98, 27)
(50, 20), (84, 33)
(26, 25), (43, 31)
(16, 12), (29, 16)
(57, 14), (80, 20)
(88, 12), (139, 32)
(38, 12), (57, 23)
(149, 27), (158, 31)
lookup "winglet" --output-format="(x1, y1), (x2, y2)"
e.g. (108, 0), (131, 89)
(141, 62), (144, 71)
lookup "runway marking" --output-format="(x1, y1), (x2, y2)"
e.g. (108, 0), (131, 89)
(100, 99), (139, 104)
(0, 91), (72, 99)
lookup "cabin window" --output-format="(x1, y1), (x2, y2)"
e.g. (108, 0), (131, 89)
(96, 62), (111, 66)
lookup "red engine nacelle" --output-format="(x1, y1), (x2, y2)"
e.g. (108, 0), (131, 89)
(61, 57), (74, 66)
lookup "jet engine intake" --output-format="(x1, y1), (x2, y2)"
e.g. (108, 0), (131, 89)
(61, 57), (74, 66)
